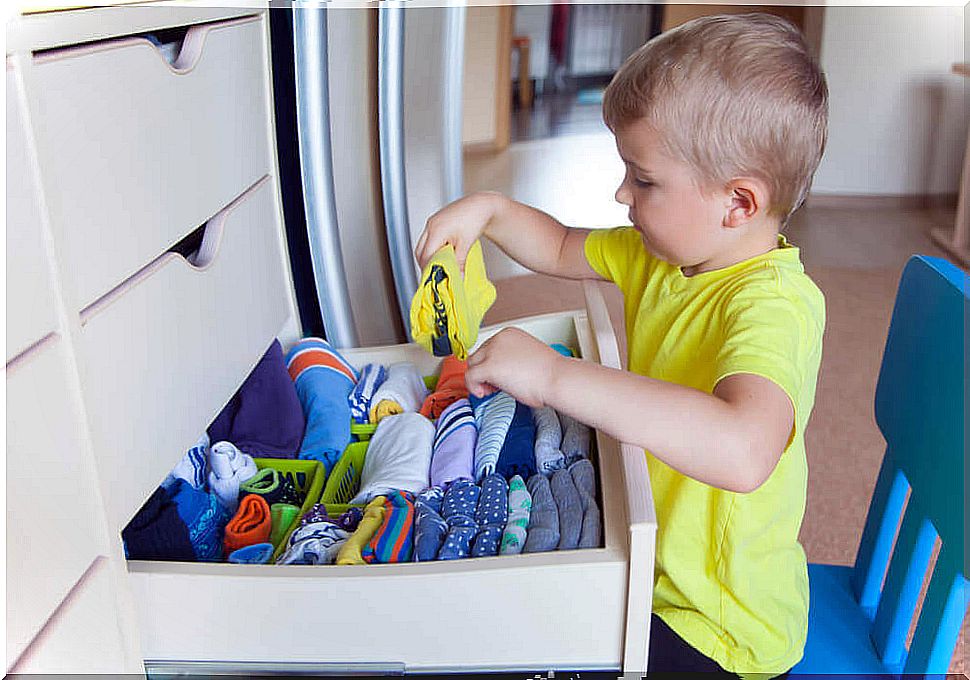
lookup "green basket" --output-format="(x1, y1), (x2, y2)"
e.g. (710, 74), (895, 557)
(349, 375), (438, 442)
(250, 458), (326, 563)
(318, 441), (369, 517)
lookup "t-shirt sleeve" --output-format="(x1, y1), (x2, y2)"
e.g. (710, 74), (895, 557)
(583, 227), (645, 290)
(714, 279), (825, 442)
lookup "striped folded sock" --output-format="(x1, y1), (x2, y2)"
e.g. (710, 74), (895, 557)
(163, 433), (210, 491)
(469, 391), (516, 482)
(361, 490), (416, 563)
(430, 398), (477, 488)
(349, 363), (387, 425)
(286, 337), (359, 475)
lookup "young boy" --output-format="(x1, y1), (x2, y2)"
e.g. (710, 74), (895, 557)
(415, 13), (827, 678)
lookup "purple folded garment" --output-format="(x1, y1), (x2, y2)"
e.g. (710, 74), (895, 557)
(208, 340), (306, 459)
(430, 398), (477, 489)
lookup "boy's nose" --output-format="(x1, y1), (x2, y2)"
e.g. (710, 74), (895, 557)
(615, 183), (632, 207)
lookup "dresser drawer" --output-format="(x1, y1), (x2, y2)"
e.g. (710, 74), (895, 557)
(127, 293), (658, 673)
(6, 62), (59, 362)
(75, 177), (291, 531)
(6, 336), (109, 664)
(28, 15), (272, 310)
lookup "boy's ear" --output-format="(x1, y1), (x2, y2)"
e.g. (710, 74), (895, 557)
(723, 178), (770, 228)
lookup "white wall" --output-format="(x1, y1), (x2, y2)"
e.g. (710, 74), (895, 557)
(813, 6), (967, 197)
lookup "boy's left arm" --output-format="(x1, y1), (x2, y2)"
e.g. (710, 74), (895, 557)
(466, 328), (794, 494)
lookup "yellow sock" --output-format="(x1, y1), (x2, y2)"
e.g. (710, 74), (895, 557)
(335, 496), (387, 565)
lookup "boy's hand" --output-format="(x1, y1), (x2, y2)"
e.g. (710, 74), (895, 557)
(414, 192), (502, 271)
(465, 327), (564, 408)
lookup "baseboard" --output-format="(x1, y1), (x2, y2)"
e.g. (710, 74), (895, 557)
(805, 192), (958, 210)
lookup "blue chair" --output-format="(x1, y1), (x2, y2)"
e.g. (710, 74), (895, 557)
(792, 256), (969, 676)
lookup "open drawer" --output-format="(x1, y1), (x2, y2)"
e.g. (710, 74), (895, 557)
(126, 282), (657, 673)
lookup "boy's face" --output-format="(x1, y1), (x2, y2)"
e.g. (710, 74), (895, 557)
(613, 120), (731, 270)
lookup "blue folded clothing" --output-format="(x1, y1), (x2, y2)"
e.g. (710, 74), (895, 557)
(495, 401), (537, 481)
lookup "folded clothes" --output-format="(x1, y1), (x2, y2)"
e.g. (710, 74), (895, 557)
(409, 241), (496, 360)
(500, 474), (532, 555)
(551, 468), (582, 550)
(413, 487), (447, 562)
(430, 398), (477, 489)
(495, 401), (537, 481)
(419, 356), (469, 419)
(570, 459), (601, 549)
(239, 467), (302, 507)
(301, 504), (365, 534)
(471, 474), (509, 557)
(469, 391), (516, 481)
(533, 407), (565, 476)
(560, 413), (591, 465)
(368, 362), (429, 424)
(162, 433), (210, 492)
(168, 479), (230, 562)
(336, 496), (387, 565)
(207, 441), (258, 513)
(269, 503), (301, 546)
(224, 494), (272, 556)
(286, 337), (359, 475)
(362, 491), (415, 564)
(122, 486), (196, 562)
(437, 479), (480, 560)
(208, 340), (306, 459)
(523, 474), (559, 553)
(349, 363), (387, 425)
(228, 542), (275, 564)
(277, 521), (350, 565)
(349, 412), (434, 505)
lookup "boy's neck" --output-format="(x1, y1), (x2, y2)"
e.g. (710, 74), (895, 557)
(681, 220), (783, 277)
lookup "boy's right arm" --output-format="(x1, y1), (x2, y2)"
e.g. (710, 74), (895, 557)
(414, 191), (604, 281)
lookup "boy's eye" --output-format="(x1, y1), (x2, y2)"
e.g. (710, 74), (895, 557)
(634, 178), (654, 188)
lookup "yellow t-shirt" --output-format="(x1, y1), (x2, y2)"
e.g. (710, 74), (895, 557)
(585, 227), (825, 676)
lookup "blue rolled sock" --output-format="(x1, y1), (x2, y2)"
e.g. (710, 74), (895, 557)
(437, 480), (480, 560)
(228, 542), (274, 564)
(413, 487), (447, 562)
(471, 474), (508, 557)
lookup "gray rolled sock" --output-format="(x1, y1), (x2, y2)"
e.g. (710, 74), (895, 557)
(550, 468), (582, 550)
(569, 459), (601, 549)
(560, 413), (591, 465)
(533, 406), (565, 475)
(523, 474), (559, 553)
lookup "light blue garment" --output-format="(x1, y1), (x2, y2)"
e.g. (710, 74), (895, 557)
(162, 433), (209, 491)
(468, 391), (515, 481)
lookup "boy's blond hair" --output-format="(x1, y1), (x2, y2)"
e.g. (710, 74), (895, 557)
(603, 13), (828, 219)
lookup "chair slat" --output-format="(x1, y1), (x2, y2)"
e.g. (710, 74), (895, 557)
(870, 511), (938, 671)
(851, 462), (909, 618)
(904, 543), (970, 674)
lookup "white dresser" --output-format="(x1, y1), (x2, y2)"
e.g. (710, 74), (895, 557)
(5, 4), (657, 674)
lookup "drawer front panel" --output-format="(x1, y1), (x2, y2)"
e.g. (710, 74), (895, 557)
(6, 337), (108, 663)
(6, 64), (59, 362)
(76, 178), (290, 531)
(30, 16), (272, 310)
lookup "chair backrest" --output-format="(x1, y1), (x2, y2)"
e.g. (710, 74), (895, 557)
(849, 255), (969, 675)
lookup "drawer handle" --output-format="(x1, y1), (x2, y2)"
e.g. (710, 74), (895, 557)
(79, 176), (269, 325)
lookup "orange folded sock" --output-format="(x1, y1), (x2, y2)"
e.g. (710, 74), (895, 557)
(223, 494), (272, 557)
(419, 356), (469, 420)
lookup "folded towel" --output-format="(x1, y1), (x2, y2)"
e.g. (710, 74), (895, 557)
(495, 401), (537, 481)
(335, 496), (387, 565)
(349, 363), (387, 425)
(430, 398), (477, 488)
(362, 491), (415, 564)
(162, 433), (210, 491)
(469, 391), (516, 481)
(207, 441), (258, 513)
(419, 356), (469, 419)
(286, 338), (359, 475)
(409, 241), (496, 360)
(224, 494), (272, 556)
(207, 340), (306, 459)
(349, 412), (435, 505)
(533, 406), (566, 476)
(368, 362), (429, 424)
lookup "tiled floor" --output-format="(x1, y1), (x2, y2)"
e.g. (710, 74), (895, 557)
(467, 130), (968, 674)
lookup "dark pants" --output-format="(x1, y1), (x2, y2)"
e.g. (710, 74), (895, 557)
(647, 614), (790, 678)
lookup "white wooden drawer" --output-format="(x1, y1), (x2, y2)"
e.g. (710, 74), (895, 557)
(28, 15), (272, 310)
(6, 336), (109, 664)
(6, 62), (59, 362)
(127, 288), (658, 673)
(75, 177), (291, 532)
(9, 558), (134, 674)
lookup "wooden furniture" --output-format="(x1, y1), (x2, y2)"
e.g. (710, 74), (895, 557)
(512, 35), (533, 109)
(7, 4), (657, 674)
(929, 63), (970, 267)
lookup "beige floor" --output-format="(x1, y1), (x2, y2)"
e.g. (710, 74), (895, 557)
(469, 133), (968, 674)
